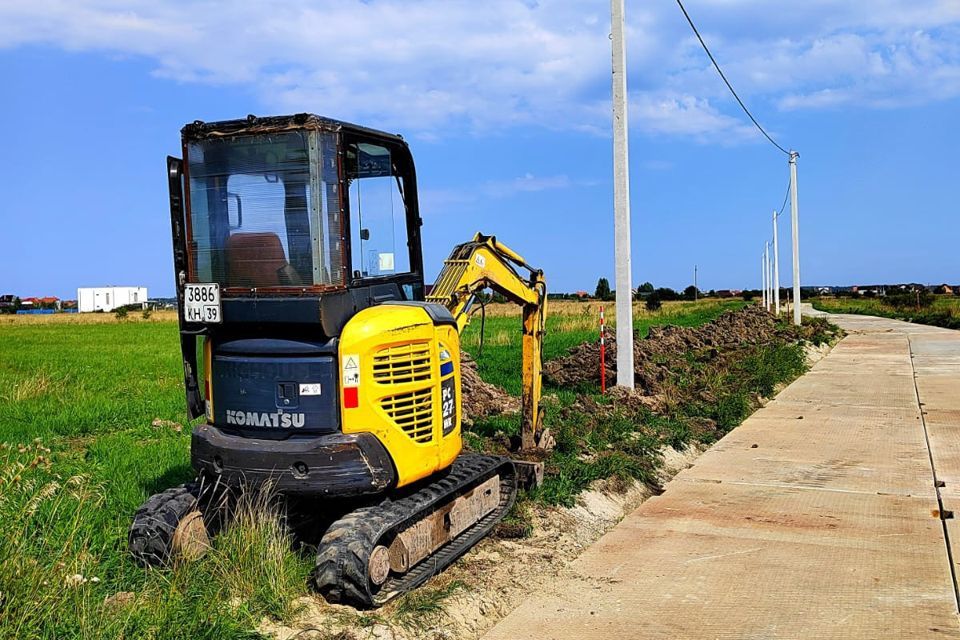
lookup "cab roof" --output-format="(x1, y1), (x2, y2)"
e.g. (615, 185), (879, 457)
(181, 113), (406, 147)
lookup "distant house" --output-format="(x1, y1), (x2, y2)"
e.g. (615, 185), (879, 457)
(78, 287), (148, 313)
(853, 285), (886, 296)
(934, 284), (954, 295)
(574, 290), (590, 299)
(715, 289), (741, 298)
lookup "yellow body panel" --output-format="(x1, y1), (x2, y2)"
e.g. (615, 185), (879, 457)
(339, 304), (462, 488)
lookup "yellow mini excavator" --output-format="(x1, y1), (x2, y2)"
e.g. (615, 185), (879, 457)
(128, 114), (546, 608)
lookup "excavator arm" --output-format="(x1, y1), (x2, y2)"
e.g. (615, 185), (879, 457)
(427, 233), (546, 450)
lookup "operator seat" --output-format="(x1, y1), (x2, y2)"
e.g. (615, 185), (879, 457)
(226, 232), (300, 287)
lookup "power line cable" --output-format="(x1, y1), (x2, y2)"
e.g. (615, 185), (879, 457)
(675, 0), (791, 156)
(777, 177), (790, 216)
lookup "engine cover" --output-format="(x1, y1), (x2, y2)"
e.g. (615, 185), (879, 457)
(211, 338), (339, 436)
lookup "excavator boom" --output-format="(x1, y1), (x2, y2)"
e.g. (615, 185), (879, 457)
(427, 233), (546, 449)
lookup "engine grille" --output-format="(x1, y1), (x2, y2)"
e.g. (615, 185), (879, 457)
(372, 342), (432, 384)
(381, 387), (434, 443)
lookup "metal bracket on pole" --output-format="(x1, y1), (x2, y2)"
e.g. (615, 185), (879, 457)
(611, 0), (634, 388)
(789, 151), (801, 325)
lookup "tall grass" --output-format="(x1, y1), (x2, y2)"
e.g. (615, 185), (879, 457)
(0, 310), (179, 325)
(0, 443), (309, 639)
(811, 295), (960, 329)
(0, 319), (312, 638)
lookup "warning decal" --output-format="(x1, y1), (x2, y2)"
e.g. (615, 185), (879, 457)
(342, 354), (361, 388)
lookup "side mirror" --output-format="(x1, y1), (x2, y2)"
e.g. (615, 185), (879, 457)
(360, 228), (370, 241)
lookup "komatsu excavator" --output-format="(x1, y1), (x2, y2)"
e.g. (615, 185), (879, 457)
(128, 114), (546, 608)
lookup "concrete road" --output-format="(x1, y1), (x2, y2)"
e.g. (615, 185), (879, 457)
(484, 311), (960, 639)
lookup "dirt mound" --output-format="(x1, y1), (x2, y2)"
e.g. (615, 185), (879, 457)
(461, 354), (520, 425)
(568, 385), (665, 415)
(545, 305), (782, 392)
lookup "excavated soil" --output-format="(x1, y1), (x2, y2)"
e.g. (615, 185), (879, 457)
(461, 354), (520, 425)
(546, 305), (808, 392)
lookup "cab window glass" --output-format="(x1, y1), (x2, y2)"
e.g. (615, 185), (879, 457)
(186, 131), (342, 289)
(346, 143), (410, 279)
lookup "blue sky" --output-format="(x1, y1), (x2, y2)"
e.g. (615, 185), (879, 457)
(1, 0), (958, 299)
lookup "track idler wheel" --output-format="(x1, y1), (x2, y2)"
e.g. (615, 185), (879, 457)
(128, 480), (227, 567)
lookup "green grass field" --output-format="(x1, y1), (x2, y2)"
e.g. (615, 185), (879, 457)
(811, 295), (960, 329)
(0, 297), (801, 639)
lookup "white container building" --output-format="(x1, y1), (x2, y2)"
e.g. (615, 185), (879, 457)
(77, 287), (148, 313)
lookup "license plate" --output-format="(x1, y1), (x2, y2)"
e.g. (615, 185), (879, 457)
(184, 283), (221, 323)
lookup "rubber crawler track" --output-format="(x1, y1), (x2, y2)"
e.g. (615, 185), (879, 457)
(128, 482), (204, 567)
(128, 478), (230, 567)
(312, 453), (517, 608)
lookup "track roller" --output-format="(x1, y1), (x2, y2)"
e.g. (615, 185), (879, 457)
(311, 453), (517, 608)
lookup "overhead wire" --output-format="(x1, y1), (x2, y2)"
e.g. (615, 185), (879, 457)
(777, 177), (790, 217)
(674, 0), (791, 157)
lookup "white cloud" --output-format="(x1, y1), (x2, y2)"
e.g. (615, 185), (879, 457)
(482, 173), (575, 198)
(419, 172), (592, 214)
(0, 1), (959, 140)
(629, 91), (759, 144)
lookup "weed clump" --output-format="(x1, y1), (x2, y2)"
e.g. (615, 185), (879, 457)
(0, 442), (310, 639)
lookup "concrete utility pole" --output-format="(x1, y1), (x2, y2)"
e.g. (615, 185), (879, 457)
(694, 265), (698, 301)
(768, 243), (775, 312)
(772, 210), (780, 316)
(789, 151), (802, 325)
(610, 0), (634, 388)
(761, 251), (767, 309)
(764, 242), (770, 311)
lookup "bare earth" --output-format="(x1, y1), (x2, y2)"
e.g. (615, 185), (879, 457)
(263, 445), (705, 640)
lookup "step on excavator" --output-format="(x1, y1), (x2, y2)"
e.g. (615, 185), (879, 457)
(128, 114), (547, 608)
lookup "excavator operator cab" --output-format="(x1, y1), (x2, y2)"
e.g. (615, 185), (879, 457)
(176, 114), (425, 300)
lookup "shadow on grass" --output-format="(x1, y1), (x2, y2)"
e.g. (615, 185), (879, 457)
(140, 463), (195, 496)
